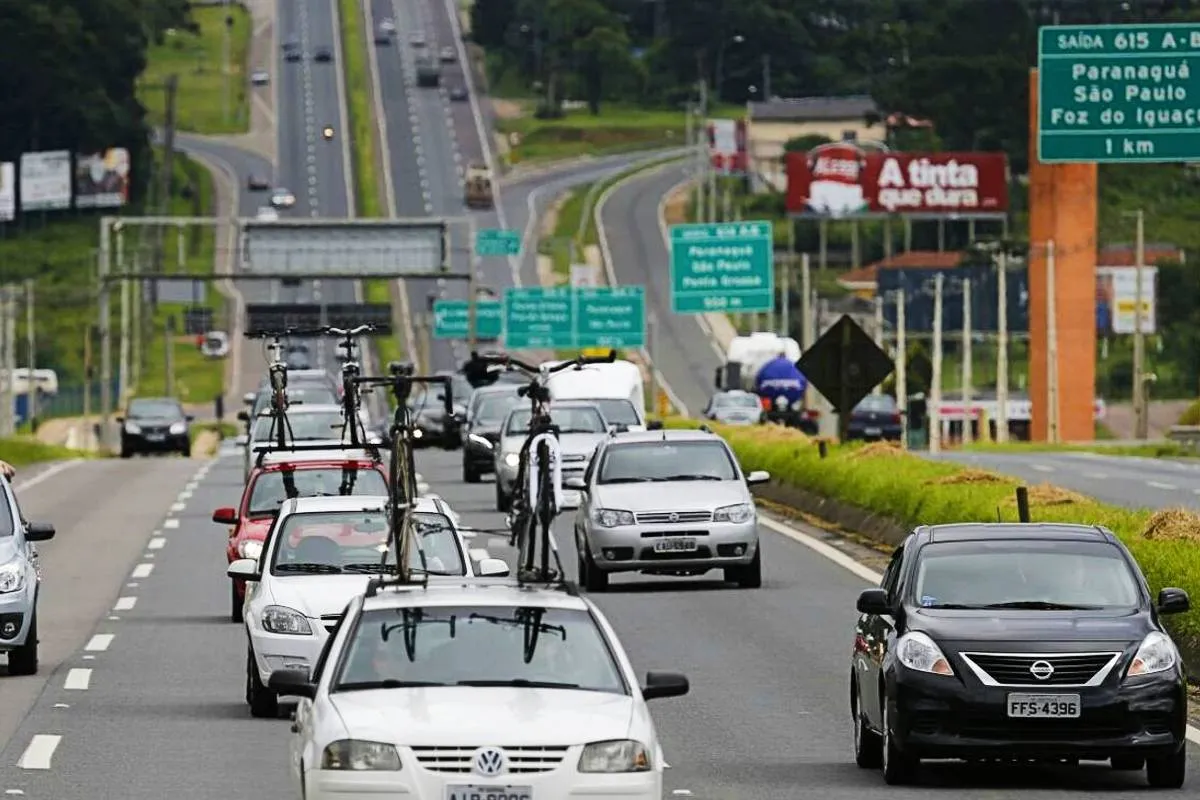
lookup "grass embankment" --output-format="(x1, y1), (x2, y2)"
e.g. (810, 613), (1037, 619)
(336, 0), (403, 369)
(670, 419), (1200, 657)
(138, 4), (252, 135)
(0, 437), (93, 466)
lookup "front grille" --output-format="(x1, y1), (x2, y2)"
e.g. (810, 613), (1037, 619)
(140, 426), (168, 436)
(958, 719), (1128, 741)
(960, 652), (1120, 686)
(560, 454), (587, 463)
(410, 745), (569, 774)
(636, 510), (712, 524)
(639, 546), (713, 560)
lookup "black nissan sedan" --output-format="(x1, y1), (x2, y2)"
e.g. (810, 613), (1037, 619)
(850, 523), (1189, 787)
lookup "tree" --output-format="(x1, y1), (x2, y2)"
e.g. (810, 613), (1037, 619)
(575, 25), (639, 114)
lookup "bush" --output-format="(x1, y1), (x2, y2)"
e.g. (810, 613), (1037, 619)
(0, 437), (90, 467)
(1178, 399), (1200, 426)
(667, 418), (1200, 652)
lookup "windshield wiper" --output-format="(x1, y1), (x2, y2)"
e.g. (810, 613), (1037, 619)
(983, 601), (1101, 610)
(337, 679), (447, 691)
(275, 562), (344, 573)
(599, 477), (652, 484)
(457, 679), (581, 689)
(654, 474), (722, 481)
(921, 603), (985, 610)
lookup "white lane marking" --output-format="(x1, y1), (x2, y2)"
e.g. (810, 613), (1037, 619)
(759, 511), (1200, 746)
(64, 668), (92, 690)
(179, 490), (192, 500)
(1083, 471), (1108, 479)
(13, 460), (83, 493)
(16, 735), (61, 770)
(84, 634), (114, 652)
(1147, 481), (1178, 490)
(131, 563), (154, 579)
(107, 615), (120, 621)
(125, 582), (138, 588)
(163, 519), (180, 529)
(82, 655), (95, 661)
(114, 596), (137, 611)
(170, 502), (186, 512)
(1030, 464), (1054, 473)
(6, 789), (27, 795)
(148, 537), (166, 550)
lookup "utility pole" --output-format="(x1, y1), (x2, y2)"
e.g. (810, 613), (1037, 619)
(1132, 209), (1148, 440)
(647, 313), (659, 415)
(152, 75), (179, 310)
(930, 273), (944, 454)
(696, 81), (708, 222)
(961, 278), (973, 444)
(3, 290), (15, 436)
(996, 250), (1010, 443)
(800, 253), (813, 410)
(25, 280), (35, 425)
(1046, 240), (1060, 444)
(119, 276), (131, 405)
(895, 288), (907, 448)
(781, 224), (794, 337)
(872, 294), (883, 395)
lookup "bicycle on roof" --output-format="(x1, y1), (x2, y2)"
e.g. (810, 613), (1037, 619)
(462, 349), (616, 583)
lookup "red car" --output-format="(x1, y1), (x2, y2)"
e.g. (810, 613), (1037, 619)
(211, 450), (390, 621)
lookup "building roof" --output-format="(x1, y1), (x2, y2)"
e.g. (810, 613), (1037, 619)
(748, 95), (879, 122)
(838, 251), (967, 290)
(1098, 243), (1185, 266)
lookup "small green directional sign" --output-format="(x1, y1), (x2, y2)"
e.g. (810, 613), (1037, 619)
(475, 228), (522, 257)
(669, 221), (774, 313)
(503, 286), (645, 349)
(432, 299), (503, 339)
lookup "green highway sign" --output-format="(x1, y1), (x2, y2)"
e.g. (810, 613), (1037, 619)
(475, 228), (522, 257)
(1038, 24), (1200, 163)
(432, 299), (503, 340)
(669, 221), (774, 313)
(503, 286), (645, 349)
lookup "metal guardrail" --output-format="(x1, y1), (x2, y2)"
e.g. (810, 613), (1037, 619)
(1168, 425), (1200, 448)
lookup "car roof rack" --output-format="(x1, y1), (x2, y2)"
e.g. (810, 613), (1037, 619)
(253, 440), (384, 468)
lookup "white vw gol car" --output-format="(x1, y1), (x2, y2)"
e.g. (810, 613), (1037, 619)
(227, 494), (510, 718)
(268, 579), (690, 800)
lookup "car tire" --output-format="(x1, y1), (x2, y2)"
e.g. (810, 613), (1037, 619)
(851, 678), (882, 768)
(463, 462), (480, 484)
(726, 548), (762, 588)
(230, 582), (243, 623)
(120, 446), (133, 459)
(1146, 742), (1186, 788)
(579, 547), (608, 593)
(495, 482), (510, 512)
(7, 611), (38, 676)
(881, 699), (917, 785)
(1111, 755), (1145, 770)
(246, 648), (279, 718)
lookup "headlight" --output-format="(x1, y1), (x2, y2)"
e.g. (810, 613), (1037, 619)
(169, 421), (187, 435)
(593, 509), (634, 528)
(791, 400), (803, 411)
(0, 561), (25, 594)
(412, 429), (424, 439)
(238, 540), (264, 559)
(469, 433), (494, 449)
(321, 740), (402, 771)
(1127, 631), (1178, 677)
(895, 631), (953, 676)
(714, 502), (753, 524)
(503, 452), (520, 467)
(124, 422), (141, 434)
(261, 605), (313, 635)
(774, 396), (788, 410)
(577, 740), (651, 773)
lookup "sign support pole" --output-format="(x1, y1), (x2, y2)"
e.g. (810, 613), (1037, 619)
(930, 273), (944, 455)
(0, 289), (9, 436)
(468, 217), (479, 352)
(99, 219), (113, 449)
(800, 253), (812, 409)
(961, 278), (973, 444)
(1133, 209), (1147, 440)
(895, 288), (907, 449)
(25, 280), (36, 425)
(648, 313), (659, 415)
(996, 250), (1010, 443)
(837, 319), (851, 444)
(1047, 240), (1060, 444)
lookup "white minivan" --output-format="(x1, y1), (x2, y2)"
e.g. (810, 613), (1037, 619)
(545, 359), (646, 431)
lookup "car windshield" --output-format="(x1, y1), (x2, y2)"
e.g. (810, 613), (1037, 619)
(253, 411), (344, 441)
(715, 393), (760, 409)
(855, 395), (897, 413)
(129, 399), (181, 418)
(333, 605), (626, 693)
(598, 441), (738, 483)
(476, 394), (521, 423)
(246, 468), (389, 517)
(505, 406), (606, 435)
(253, 386), (337, 415)
(912, 541), (1142, 609)
(588, 399), (640, 426)
(270, 511), (465, 576)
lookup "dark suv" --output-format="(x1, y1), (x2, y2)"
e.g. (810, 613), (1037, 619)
(118, 397), (193, 458)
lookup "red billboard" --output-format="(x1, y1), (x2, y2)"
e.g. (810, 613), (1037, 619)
(785, 144), (1009, 218)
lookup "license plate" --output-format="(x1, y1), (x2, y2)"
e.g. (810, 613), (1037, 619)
(1007, 693), (1081, 718)
(654, 537), (698, 553)
(864, 427), (881, 436)
(145, 433), (165, 441)
(446, 786), (532, 800)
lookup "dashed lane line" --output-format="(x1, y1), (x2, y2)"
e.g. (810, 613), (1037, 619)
(1030, 464), (1055, 472)
(148, 537), (166, 550)
(13, 460), (83, 494)
(170, 502), (186, 512)
(1147, 480), (1178, 490)
(84, 634), (114, 652)
(63, 668), (92, 691)
(16, 735), (61, 770)
(163, 519), (180, 529)
(113, 596), (137, 611)
(131, 563), (154, 579)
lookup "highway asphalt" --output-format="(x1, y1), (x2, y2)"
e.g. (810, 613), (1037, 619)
(3, 446), (1197, 797)
(599, 162), (723, 414)
(933, 450), (1200, 511)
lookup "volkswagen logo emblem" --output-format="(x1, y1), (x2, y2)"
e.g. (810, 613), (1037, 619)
(472, 747), (507, 777)
(1029, 660), (1055, 680)
(669, 512), (679, 522)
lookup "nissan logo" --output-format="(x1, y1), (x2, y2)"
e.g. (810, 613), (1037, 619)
(472, 747), (507, 777)
(1029, 660), (1055, 680)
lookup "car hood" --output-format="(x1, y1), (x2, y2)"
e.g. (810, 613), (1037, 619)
(330, 688), (636, 745)
(266, 575), (377, 619)
(500, 432), (604, 456)
(594, 481), (748, 511)
(235, 517), (275, 543)
(912, 607), (1151, 647)
(0, 538), (20, 565)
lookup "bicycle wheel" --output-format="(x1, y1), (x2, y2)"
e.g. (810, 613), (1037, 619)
(534, 440), (555, 578)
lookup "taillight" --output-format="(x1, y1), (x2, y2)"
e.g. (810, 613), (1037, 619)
(890, 413), (902, 424)
(804, 409), (820, 420)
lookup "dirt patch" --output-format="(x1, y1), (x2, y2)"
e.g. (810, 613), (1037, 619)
(662, 186), (690, 225)
(190, 430), (220, 458)
(492, 99), (525, 120)
(1141, 507), (1200, 542)
(927, 468), (1006, 486)
(1002, 482), (1087, 507)
(846, 441), (906, 460)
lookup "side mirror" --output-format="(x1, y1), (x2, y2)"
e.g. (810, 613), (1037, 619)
(227, 558), (261, 580)
(563, 476), (586, 491)
(476, 558), (510, 577)
(235, 434), (249, 446)
(237, 410), (250, 422)
(185, 414), (195, 422)
(746, 470), (770, 486)
(25, 522), (55, 542)
(857, 587), (892, 615)
(115, 416), (124, 424)
(641, 670), (689, 700)
(1158, 587), (1190, 615)
(646, 420), (664, 431)
(212, 507), (239, 525)
(243, 392), (256, 405)
(268, 668), (316, 698)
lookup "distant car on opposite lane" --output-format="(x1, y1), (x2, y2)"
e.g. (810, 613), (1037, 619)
(250, 70), (270, 86)
(271, 188), (296, 209)
(845, 394), (903, 442)
(313, 47), (333, 62)
(119, 396), (193, 458)
(248, 174), (270, 191)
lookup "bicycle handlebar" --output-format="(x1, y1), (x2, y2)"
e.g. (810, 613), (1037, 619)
(464, 349), (617, 385)
(246, 325), (377, 339)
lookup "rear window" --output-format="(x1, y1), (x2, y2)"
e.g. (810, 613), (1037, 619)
(246, 467), (389, 516)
